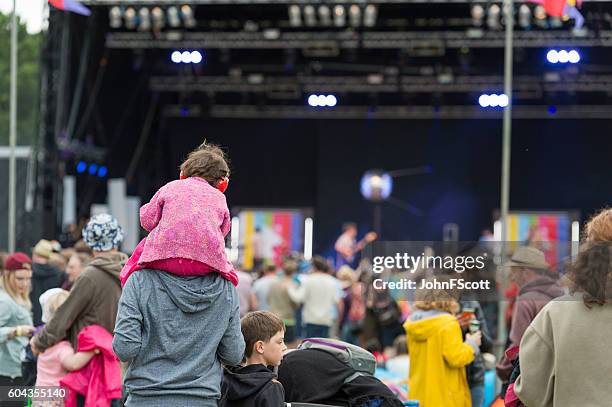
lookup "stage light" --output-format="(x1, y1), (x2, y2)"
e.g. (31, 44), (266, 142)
(97, 166), (108, 178)
(307, 94), (338, 108)
(334, 5), (346, 27)
(303, 5), (316, 27)
(487, 4), (501, 30)
(361, 171), (393, 202)
(181, 5), (196, 28)
(288, 5), (301, 27)
(171, 51), (182, 63)
(138, 8), (151, 31)
(191, 50), (203, 64)
(326, 94), (337, 107)
(547, 49), (559, 63)
(478, 94), (490, 107)
(88, 164), (98, 176)
(109, 7), (122, 29)
(558, 50), (569, 63)
(318, 5), (331, 26)
(518, 4), (531, 28)
(363, 4), (377, 27)
(124, 7), (137, 30)
(471, 5), (484, 27)
(167, 6), (181, 27)
(548, 105), (557, 115)
(568, 50), (581, 63)
(479, 93), (508, 108)
(76, 161), (87, 174)
(180, 50), (192, 63)
(349, 5), (361, 27)
(151, 7), (165, 30)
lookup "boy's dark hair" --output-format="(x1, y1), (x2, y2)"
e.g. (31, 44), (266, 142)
(282, 259), (298, 276)
(180, 141), (230, 185)
(241, 311), (285, 358)
(311, 255), (330, 273)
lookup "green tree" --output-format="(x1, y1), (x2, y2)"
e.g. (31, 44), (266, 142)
(0, 12), (41, 146)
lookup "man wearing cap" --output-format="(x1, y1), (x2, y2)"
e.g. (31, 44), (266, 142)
(496, 246), (564, 382)
(30, 239), (66, 326)
(31, 214), (127, 358)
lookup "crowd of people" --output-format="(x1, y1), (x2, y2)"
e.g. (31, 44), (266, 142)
(0, 141), (611, 407)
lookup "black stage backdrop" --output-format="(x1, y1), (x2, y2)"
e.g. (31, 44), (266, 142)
(100, 118), (612, 256)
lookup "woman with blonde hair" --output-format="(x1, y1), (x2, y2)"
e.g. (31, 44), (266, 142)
(404, 276), (481, 407)
(514, 208), (612, 406)
(0, 253), (35, 393)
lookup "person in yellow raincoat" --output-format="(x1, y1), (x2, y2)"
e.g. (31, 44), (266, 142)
(404, 278), (481, 407)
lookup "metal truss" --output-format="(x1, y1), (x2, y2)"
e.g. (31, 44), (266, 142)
(204, 104), (612, 119)
(202, 104), (612, 119)
(83, 0), (612, 5)
(106, 29), (612, 49)
(149, 74), (612, 94)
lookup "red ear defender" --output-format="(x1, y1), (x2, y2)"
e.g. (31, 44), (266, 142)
(179, 171), (187, 180)
(217, 177), (229, 193)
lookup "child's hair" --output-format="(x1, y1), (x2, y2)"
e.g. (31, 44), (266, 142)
(311, 255), (330, 273)
(180, 141), (230, 185)
(282, 259), (298, 276)
(241, 311), (285, 358)
(44, 290), (70, 322)
(413, 276), (458, 314)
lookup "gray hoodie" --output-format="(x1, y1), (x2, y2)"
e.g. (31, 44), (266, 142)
(113, 269), (245, 407)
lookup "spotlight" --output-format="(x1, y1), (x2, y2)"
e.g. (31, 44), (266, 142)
(109, 6), (122, 29)
(97, 166), (108, 178)
(487, 4), (501, 30)
(349, 4), (361, 27)
(76, 161), (87, 173)
(303, 5), (316, 27)
(518, 4), (531, 29)
(124, 7), (137, 30)
(548, 105), (557, 115)
(88, 164), (98, 175)
(471, 4), (485, 27)
(318, 5), (331, 26)
(568, 50), (580, 63)
(307, 94), (338, 108)
(191, 50), (203, 64)
(363, 4), (377, 27)
(534, 5), (547, 28)
(289, 5), (301, 27)
(138, 8), (151, 31)
(558, 50), (569, 63)
(547, 49), (559, 63)
(478, 93), (508, 108)
(171, 51), (182, 63)
(167, 6), (181, 27)
(181, 5), (196, 28)
(181, 50), (192, 63)
(151, 7), (165, 30)
(360, 171), (393, 202)
(333, 5), (346, 27)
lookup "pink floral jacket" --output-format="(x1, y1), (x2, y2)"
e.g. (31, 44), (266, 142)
(138, 177), (234, 276)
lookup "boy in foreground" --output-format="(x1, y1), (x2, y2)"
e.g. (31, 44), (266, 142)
(220, 311), (287, 407)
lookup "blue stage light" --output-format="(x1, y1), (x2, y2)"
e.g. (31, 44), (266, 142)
(76, 161), (87, 173)
(97, 166), (108, 178)
(88, 164), (98, 175)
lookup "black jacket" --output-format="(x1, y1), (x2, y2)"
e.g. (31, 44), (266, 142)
(220, 364), (285, 407)
(30, 262), (66, 326)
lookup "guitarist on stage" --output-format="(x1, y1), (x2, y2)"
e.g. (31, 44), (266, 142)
(334, 222), (377, 268)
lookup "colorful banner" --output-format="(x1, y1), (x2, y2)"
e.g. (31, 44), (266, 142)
(239, 209), (306, 270)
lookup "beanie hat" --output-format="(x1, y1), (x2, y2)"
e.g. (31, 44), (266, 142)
(33, 239), (54, 259)
(4, 252), (33, 271)
(82, 214), (124, 252)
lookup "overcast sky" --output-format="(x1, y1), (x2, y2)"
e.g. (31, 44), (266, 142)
(0, 0), (46, 33)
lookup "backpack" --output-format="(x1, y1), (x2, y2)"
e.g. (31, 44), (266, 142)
(298, 338), (377, 383)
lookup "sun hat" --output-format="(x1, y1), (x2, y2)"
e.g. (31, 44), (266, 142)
(505, 246), (549, 270)
(82, 214), (124, 252)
